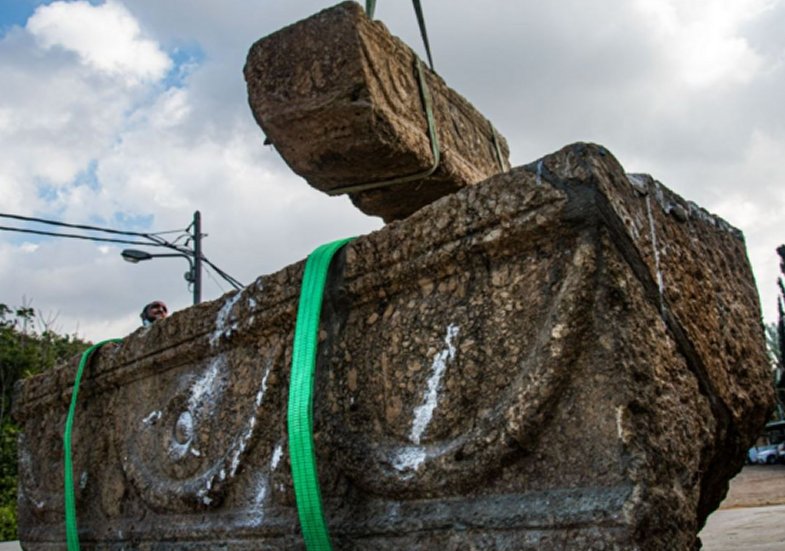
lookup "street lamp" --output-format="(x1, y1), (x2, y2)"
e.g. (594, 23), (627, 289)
(120, 249), (153, 263)
(120, 211), (203, 305)
(121, 248), (199, 304)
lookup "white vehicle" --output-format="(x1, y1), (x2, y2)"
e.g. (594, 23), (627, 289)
(748, 444), (780, 464)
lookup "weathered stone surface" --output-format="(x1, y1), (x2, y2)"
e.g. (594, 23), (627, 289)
(14, 143), (771, 550)
(244, 1), (509, 222)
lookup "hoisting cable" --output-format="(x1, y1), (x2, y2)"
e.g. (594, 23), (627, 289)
(288, 237), (355, 551)
(412, 0), (435, 72)
(491, 126), (508, 172)
(326, 58), (440, 196)
(64, 338), (123, 551)
(365, 0), (376, 19)
(363, 0), (434, 72)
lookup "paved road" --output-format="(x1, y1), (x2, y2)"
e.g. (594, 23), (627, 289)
(700, 504), (785, 550)
(699, 465), (785, 550)
(0, 543), (20, 551)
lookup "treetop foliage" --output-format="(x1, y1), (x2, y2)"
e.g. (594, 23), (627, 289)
(0, 302), (91, 540)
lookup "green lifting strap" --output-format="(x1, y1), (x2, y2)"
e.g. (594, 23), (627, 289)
(412, 0), (435, 71)
(365, 0), (376, 19)
(288, 237), (354, 551)
(64, 338), (122, 551)
(491, 125), (507, 172)
(365, 1), (434, 71)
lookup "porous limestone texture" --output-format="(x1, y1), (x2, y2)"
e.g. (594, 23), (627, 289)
(244, 1), (509, 222)
(14, 144), (772, 550)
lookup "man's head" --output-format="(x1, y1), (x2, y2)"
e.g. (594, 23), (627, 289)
(141, 301), (168, 326)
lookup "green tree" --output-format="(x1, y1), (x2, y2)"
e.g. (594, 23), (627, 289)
(771, 246), (785, 421)
(0, 303), (90, 540)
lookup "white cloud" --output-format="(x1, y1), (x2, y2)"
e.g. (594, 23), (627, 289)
(0, 0), (174, 218)
(27, 0), (171, 85)
(633, 0), (772, 87)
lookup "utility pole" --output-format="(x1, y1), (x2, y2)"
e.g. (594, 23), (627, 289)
(121, 209), (239, 304)
(193, 210), (202, 305)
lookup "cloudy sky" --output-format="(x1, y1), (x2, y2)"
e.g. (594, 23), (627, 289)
(0, 0), (783, 342)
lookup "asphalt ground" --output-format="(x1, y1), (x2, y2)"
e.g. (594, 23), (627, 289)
(699, 464), (785, 550)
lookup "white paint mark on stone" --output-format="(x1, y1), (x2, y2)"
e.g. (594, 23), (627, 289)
(645, 195), (666, 315)
(247, 474), (269, 527)
(196, 475), (216, 506)
(410, 323), (460, 445)
(169, 356), (225, 461)
(616, 406), (625, 441)
(188, 356), (223, 412)
(169, 438), (190, 461)
(256, 362), (272, 408)
(79, 471), (88, 490)
(142, 410), (161, 426)
(228, 359), (274, 478)
(254, 476), (268, 507)
(393, 324), (460, 474)
(271, 443), (283, 471)
(392, 446), (427, 473)
(210, 291), (244, 346)
(626, 173), (649, 193)
(190, 447), (201, 457)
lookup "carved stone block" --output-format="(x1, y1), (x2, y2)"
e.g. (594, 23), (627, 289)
(244, 1), (510, 222)
(14, 144), (771, 549)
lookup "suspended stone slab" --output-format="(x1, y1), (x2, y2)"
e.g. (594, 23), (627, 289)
(14, 144), (771, 549)
(244, 1), (509, 222)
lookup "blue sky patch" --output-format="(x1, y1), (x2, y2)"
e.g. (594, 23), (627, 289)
(162, 43), (205, 89)
(0, 0), (45, 37)
(0, 0), (104, 38)
(37, 183), (60, 203)
(113, 211), (154, 232)
(74, 159), (100, 191)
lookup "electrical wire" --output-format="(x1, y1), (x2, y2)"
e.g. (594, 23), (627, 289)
(202, 257), (243, 289)
(203, 263), (228, 294)
(0, 212), (184, 239)
(1, 211), (244, 291)
(0, 225), (171, 247)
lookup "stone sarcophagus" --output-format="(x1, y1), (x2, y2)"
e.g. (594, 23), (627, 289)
(244, 1), (509, 222)
(14, 143), (772, 549)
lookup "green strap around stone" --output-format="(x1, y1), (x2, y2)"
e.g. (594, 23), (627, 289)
(289, 237), (354, 551)
(365, 0), (376, 19)
(64, 338), (122, 551)
(365, 0), (434, 71)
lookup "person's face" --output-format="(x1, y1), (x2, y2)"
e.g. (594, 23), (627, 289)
(148, 302), (168, 321)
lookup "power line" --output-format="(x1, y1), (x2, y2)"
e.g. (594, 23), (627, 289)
(0, 225), (171, 247)
(1, 210), (244, 293)
(202, 257), (243, 289)
(0, 212), (184, 239)
(203, 263), (228, 294)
